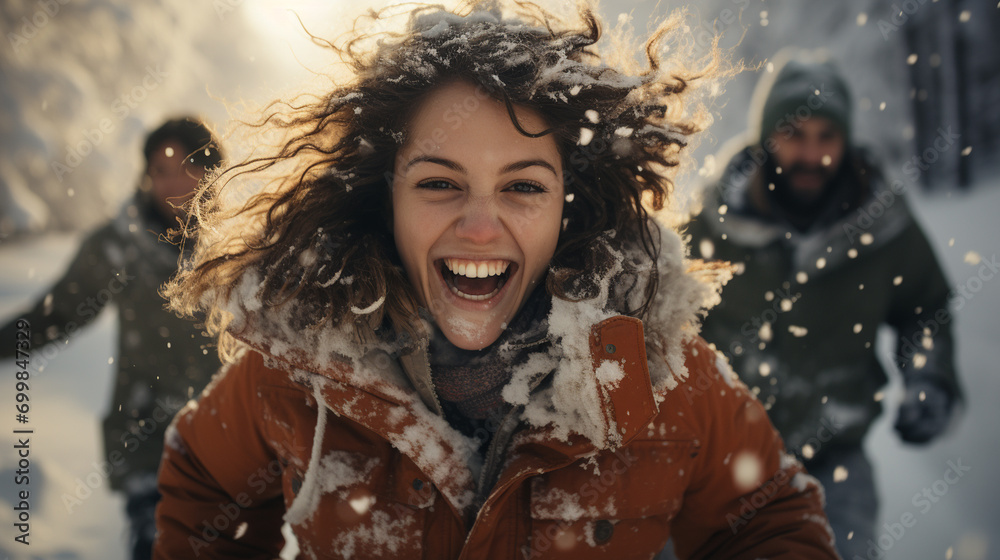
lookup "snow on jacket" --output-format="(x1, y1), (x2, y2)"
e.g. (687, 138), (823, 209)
(684, 146), (962, 456)
(154, 225), (839, 559)
(0, 193), (219, 491)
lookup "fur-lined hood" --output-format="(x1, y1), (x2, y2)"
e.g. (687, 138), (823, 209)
(698, 145), (914, 278)
(213, 219), (727, 451)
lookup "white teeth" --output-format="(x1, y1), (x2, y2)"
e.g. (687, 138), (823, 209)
(443, 258), (511, 279)
(450, 284), (502, 301)
(441, 258), (512, 301)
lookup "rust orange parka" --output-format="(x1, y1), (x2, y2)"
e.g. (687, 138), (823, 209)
(154, 228), (840, 559)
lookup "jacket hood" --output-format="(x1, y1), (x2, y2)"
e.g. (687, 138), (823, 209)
(754, 58), (852, 146)
(698, 146), (914, 278)
(218, 220), (724, 436)
(200, 220), (726, 522)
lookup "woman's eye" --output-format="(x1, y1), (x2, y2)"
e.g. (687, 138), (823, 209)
(417, 180), (455, 190)
(507, 181), (546, 194)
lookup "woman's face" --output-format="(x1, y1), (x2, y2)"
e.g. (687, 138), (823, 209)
(392, 81), (564, 350)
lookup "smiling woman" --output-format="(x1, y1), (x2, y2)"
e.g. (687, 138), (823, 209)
(392, 81), (565, 349)
(154, 1), (841, 558)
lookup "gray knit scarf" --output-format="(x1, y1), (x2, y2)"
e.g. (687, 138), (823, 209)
(428, 286), (551, 421)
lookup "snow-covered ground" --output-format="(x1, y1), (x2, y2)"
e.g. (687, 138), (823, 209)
(863, 183), (1000, 560)
(0, 233), (125, 560)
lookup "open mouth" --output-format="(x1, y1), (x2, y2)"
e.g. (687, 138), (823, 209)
(438, 258), (516, 302)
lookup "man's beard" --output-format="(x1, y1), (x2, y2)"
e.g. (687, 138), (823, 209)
(763, 152), (852, 231)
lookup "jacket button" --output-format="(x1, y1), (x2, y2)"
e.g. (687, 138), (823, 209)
(593, 519), (614, 543)
(605, 344), (616, 354)
(412, 478), (424, 491)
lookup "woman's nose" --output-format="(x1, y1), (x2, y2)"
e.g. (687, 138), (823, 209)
(454, 196), (504, 245)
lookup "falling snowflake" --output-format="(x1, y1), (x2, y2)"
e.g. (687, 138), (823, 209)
(732, 452), (762, 492)
(787, 325), (807, 337)
(833, 465), (849, 483)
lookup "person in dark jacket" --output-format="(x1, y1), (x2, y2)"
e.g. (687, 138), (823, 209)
(0, 117), (223, 560)
(685, 56), (964, 558)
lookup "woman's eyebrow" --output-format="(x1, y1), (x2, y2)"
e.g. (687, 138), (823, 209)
(404, 155), (466, 173)
(404, 155), (558, 178)
(499, 159), (558, 177)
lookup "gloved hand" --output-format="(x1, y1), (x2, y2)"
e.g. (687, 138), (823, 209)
(894, 380), (954, 444)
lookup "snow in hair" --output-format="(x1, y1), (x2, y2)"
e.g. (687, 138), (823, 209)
(165, 0), (726, 362)
(358, 2), (710, 149)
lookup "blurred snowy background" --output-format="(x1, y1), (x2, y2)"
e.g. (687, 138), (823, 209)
(0, 0), (997, 558)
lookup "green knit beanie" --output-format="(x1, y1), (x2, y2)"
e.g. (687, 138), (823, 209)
(758, 59), (852, 147)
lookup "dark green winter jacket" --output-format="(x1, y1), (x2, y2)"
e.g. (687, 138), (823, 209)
(684, 146), (962, 459)
(0, 194), (218, 491)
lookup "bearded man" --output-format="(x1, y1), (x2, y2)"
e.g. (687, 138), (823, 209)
(684, 57), (964, 559)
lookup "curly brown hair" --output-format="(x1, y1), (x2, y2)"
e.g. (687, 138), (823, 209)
(165, 0), (724, 360)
